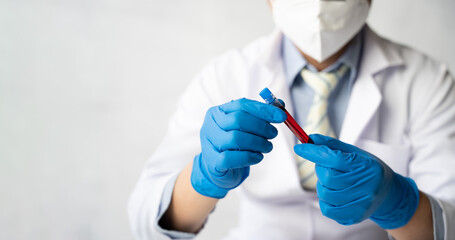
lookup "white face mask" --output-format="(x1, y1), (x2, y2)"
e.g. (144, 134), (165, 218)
(270, 0), (370, 62)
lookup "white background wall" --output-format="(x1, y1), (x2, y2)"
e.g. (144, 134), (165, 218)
(1, 0), (454, 239)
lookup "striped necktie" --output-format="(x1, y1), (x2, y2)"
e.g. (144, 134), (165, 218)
(297, 64), (349, 190)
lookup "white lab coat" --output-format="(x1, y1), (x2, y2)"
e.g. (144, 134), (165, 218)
(128, 27), (455, 240)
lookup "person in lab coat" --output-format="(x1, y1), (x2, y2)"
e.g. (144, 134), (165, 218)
(129, 0), (455, 239)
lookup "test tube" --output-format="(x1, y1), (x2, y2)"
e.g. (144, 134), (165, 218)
(260, 88), (313, 144)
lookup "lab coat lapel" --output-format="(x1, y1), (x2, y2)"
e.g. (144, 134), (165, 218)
(339, 26), (404, 145)
(244, 30), (303, 199)
(256, 30), (296, 152)
(267, 66), (297, 180)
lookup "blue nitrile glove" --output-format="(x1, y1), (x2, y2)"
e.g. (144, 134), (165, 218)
(294, 134), (419, 229)
(191, 98), (287, 199)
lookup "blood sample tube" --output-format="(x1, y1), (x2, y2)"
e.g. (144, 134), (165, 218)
(260, 88), (313, 144)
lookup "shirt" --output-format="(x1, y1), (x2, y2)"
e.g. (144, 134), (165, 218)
(284, 30), (362, 138)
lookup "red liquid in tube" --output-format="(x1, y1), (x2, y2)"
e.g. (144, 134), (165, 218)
(280, 107), (313, 144)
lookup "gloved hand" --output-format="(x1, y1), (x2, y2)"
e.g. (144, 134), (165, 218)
(191, 98), (287, 199)
(294, 134), (419, 229)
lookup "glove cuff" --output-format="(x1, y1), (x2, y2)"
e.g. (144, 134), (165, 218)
(190, 154), (228, 199)
(371, 174), (420, 229)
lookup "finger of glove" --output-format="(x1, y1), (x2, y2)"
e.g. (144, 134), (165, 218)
(310, 134), (375, 159)
(202, 115), (273, 153)
(200, 138), (225, 176)
(294, 144), (360, 172)
(212, 108), (278, 139)
(207, 128), (273, 153)
(215, 150), (264, 173)
(209, 167), (250, 190)
(200, 140), (254, 177)
(315, 165), (356, 190)
(219, 98), (287, 123)
(319, 197), (370, 225)
(316, 177), (371, 207)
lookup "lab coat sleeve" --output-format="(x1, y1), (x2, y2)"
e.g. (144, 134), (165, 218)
(428, 194), (445, 240)
(127, 56), (233, 240)
(154, 175), (196, 239)
(408, 63), (455, 239)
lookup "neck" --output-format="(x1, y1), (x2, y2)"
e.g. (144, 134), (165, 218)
(298, 43), (349, 72)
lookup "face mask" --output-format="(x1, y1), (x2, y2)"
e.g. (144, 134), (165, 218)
(270, 0), (370, 62)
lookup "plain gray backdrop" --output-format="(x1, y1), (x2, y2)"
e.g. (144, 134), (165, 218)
(1, 0), (454, 239)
